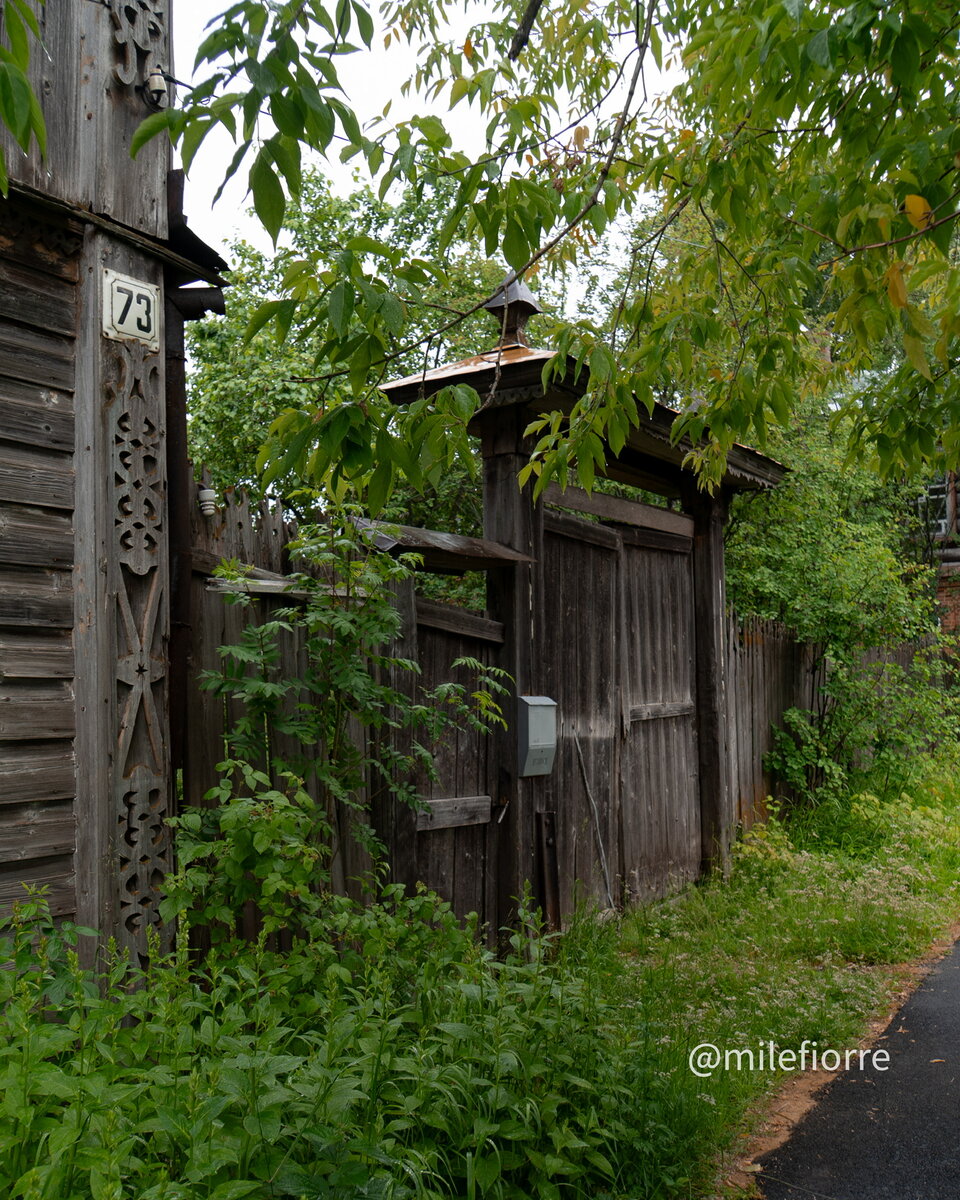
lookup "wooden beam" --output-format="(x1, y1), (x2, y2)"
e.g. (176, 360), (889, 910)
(629, 700), (697, 722)
(0, 386), (75, 452)
(9, 183), (227, 286)
(0, 742), (75, 804)
(415, 598), (505, 644)
(0, 445), (74, 511)
(0, 856), (75, 917)
(478, 403), (543, 936)
(0, 800), (76, 862)
(0, 631), (74, 679)
(543, 482), (694, 537)
(0, 505), (73, 568)
(190, 548), (291, 579)
(619, 525), (693, 555)
(0, 688), (74, 740)
(685, 484), (732, 874)
(0, 567), (73, 628)
(543, 509), (621, 550)
(415, 795), (492, 831)
(205, 577), (313, 599)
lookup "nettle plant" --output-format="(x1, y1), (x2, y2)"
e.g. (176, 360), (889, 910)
(162, 509), (509, 937)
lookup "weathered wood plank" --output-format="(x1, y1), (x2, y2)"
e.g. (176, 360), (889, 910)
(0, 631), (74, 679)
(0, 684), (74, 740)
(191, 548), (290, 580)
(0, 445), (74, 510)
(543, 482), (695, 536)
(619, 525), (693, 555)
(0, 199), (83, 282)
(543, 508), (621, 550)
(0, 386), (75, 451)
(0, 855), (75, 917)
(416, 795), (492, 831)
(0, 799), (76, 862)
(0, 505), (73, 567)
(689, 487), (732, 871)
(0, 322), (74, 390)
(630, 700), (696, 721)
(415, 598), (505, 644)
(0, 566), (73, 627)
(0, 257), (78, 336)
(0, 741), (76, 804)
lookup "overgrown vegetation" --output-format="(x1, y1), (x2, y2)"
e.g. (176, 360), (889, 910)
(6, 747), (960, 1199)
(164, 510), (508, 932)
(724, 396), (955, 805)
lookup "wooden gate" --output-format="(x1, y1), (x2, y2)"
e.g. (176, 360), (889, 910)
(532, 494), (702, 918)
(618, 523), (700, 902)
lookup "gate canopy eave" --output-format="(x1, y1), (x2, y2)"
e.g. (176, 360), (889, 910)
(381, 347), (786, 497)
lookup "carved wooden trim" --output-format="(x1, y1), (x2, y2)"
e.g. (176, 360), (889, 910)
(105, 339), (170, 961)
(108, 0), (167, 88)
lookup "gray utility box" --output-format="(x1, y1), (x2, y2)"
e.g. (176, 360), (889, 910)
(518, 696), (558, 777)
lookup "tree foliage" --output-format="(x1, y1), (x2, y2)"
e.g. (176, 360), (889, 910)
(188, 171), (501, 530)
(7, 0), (960, 496)
(0, 0), (45, 195)
(725, 398), (934, 654)
(133, 0), (960, 499)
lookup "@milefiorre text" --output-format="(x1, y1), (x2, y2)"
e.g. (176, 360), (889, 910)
(688, 1040), (891, 1078)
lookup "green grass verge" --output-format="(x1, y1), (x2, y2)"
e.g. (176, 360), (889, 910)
(3, 751), (960, 1200)
(606, 746), (960, 1195)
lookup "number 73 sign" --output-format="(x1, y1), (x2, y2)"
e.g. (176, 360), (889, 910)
(102, 269), (161, 352)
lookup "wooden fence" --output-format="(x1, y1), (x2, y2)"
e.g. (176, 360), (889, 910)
(175, 488), (918, 931)
(725, 617), (826, 828)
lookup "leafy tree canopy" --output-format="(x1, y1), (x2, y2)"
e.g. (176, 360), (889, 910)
(188, 170), (502, 530)
(725, 397), (935, 654)
(9, 0), (960, 505)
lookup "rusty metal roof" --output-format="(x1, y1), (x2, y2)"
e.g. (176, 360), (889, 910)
(380, 344), (555, 403)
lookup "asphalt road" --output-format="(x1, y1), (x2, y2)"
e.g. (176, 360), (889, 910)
(759, 939), (960, 1200)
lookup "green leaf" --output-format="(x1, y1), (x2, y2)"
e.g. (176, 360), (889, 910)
(902, 333), (932, 380)
(2, 5), (30, 72)
(805, 29), (832, 67)
(502, 219), (528, 270)
(328, 281), (354, 335)
(130, 108), (177, 158)
(890, 29), (920, 88)
(366, 459), (393, 514)
(250, 152), (286, 243)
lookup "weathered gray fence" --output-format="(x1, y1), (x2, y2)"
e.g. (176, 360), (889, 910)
(175, 489), (892, 931)
(725, 617), (826, 828)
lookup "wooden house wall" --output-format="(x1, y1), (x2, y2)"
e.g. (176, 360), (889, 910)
(0, 201), (82, 919)
(1, 0), (170, 238)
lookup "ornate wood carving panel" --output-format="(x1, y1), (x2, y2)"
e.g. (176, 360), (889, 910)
(107, 0), (167, 88)
(105, 338), (170, 962)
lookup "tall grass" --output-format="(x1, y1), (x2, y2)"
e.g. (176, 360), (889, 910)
(4, 751), (960, 1199)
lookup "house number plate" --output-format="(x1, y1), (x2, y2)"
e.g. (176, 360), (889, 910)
(102, 269), (160, 351)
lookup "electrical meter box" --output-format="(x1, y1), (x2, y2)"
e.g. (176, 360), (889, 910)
(518, 696), (558, 777)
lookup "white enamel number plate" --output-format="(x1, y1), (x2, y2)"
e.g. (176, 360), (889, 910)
(102, 269), (161, 351)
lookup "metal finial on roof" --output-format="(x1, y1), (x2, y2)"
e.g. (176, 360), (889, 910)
(483, 272), (543, 346)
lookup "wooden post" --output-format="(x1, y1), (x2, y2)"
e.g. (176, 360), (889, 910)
(684, 483), (732, 874)
(164, 287), (192, 781)
(476, 405), (543, 934)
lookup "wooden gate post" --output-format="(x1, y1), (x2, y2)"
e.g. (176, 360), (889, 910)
(684, 483), (733, 873)
(475, 404), (544, 933)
